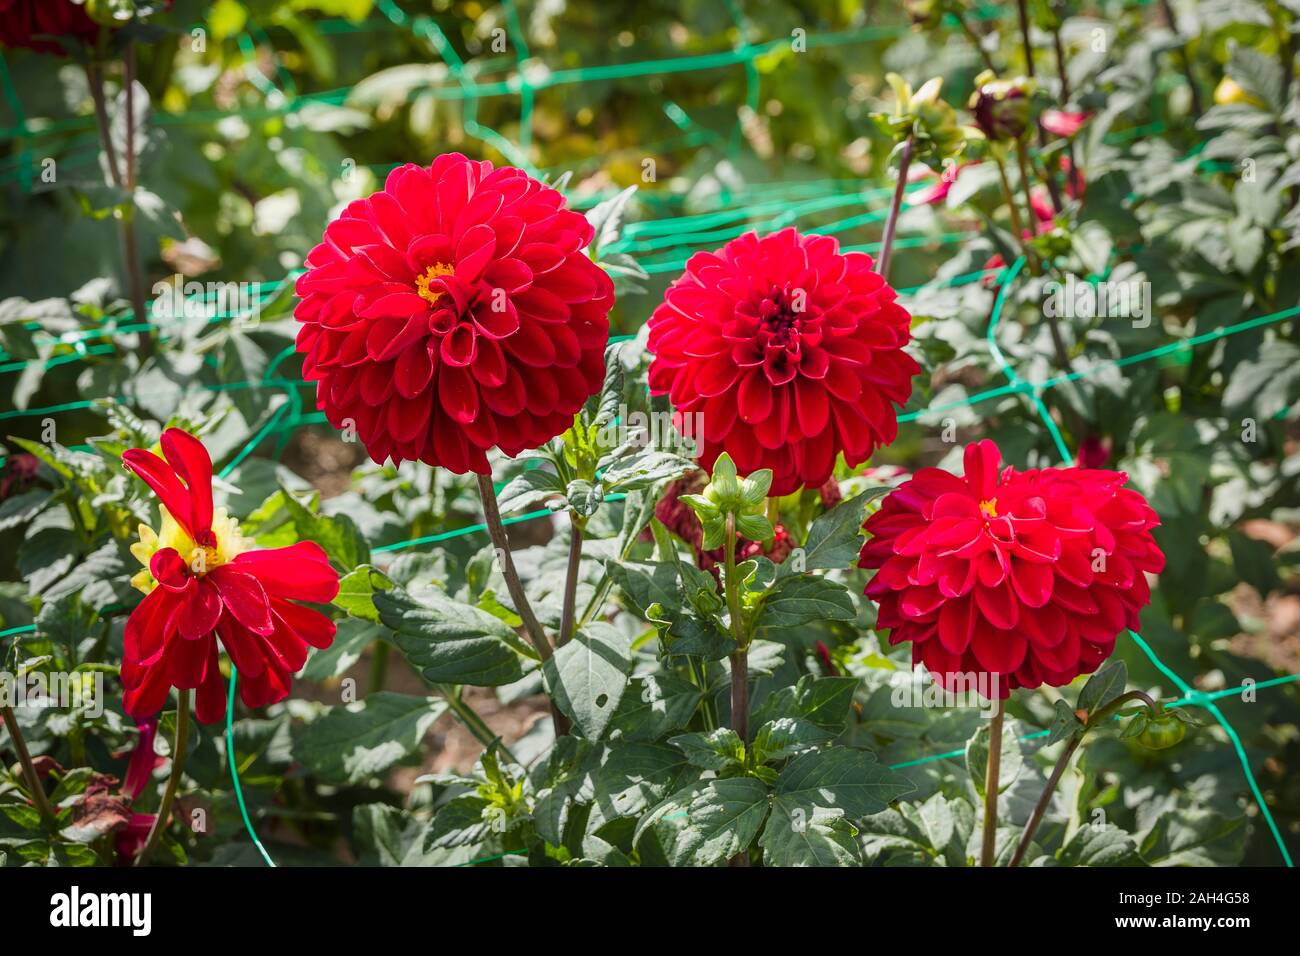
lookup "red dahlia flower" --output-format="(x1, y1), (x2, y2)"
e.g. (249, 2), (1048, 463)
(121, 428), (339, 723)
(858, 440), (1164, 696)
(294, 153), (614, 474)
(647, 228), (919, 497)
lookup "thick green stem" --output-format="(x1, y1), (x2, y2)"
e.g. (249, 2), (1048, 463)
(2, 704), (56, 829)
(440, 685), (519, 765)
(475, 474), (569, 737)
(980, 696), (1006, 867)
(134, 690), (190, 866)
(1010, 733), (1082, 866)
(875, 134), (914, 281)
(475, 473), (551, 660)
(367, 641), (390, 694)
(723, 512), (750, 866)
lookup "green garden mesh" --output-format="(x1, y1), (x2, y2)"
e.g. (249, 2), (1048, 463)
(0, 0), (1295, 867)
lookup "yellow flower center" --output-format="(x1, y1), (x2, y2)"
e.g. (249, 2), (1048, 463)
(129, 506), (252, 594)
(979, 498), (998, 518)
(414, 262), (456, 305)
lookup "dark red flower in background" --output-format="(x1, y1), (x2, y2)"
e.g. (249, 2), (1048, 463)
(122, 429), (339, 723)
(647, 228), (919, 496)
(0, 0), (101, 54)
(0, 0), (173, 55)
(294, 153), (614, 474)
(858, 440), (1163, 696)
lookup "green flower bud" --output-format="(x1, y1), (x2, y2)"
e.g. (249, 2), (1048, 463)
(969, 73), (1035, 142)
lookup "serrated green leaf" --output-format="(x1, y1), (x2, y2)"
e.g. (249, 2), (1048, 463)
(377, 587), (526, 686)
(292, 693), (446, 785)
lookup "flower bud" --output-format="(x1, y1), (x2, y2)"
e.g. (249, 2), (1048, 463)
(904, 0), (943, 28)
(969, 74), (1034, 142)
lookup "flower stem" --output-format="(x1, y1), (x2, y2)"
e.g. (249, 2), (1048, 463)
(439, 685), (519, 765)
(1009, 733), (1082, 867)
(992, 152), (1030, 260)
(367, 640), (390, 694)
(956, 13), (998, 74)
(475, 473), (552, 661)
(1, 704), (56, 829)
(475, 474), (569, 737)
(875, 134), (914, 281)
(1012, 140), (1042, 252)
(1016, 0), (1037, 78)
(722, 512), (750, 866)
(1158, 0), (1203, 117)
(85, 51), (152, 360)
(134, 689), (190, 866)
(980, 696), (1006, 867)
(1051, 22), (1083, 198)
(558, 512), (585, 649)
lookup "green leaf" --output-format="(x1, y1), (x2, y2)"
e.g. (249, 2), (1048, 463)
(608, 673), (702, 742)
(292, 693), (447, 785)
(543, 622), (633, 740)
(377, 587), (526, 686)
(1077, 659), (1127, 720)
(36, 594), (98, 657)
(751, 717), (832, 764)
(303, 618), (384, 682)
(1058, 823), (1144, 867)
(0, 489), (49, 531)
(965, 721), (1023, 800)
(669, 728), (745, 772)
(759, 799), (861, 867)
(590, 743), (692, 820)
(426, 796), (496, 850)
(600, 450), (697, 492)
(333, 565), (394, 623)
(757, 575), (856, 630)
(1047, 698), (1084, 745)
(641, 777), (770, 867)
(282, 488), (370, 571)
(564, 478), (605, 517)
(796, 490), (885, 571)
(1227, 531), (1282, 597)
(775, 747), (915, 818)
(606, 560), (679, 618)
(495, 468), (566, 515)
(752, 674), (858, 736)
(352, 804), (441, 866)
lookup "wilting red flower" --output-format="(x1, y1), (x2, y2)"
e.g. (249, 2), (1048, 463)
(647, 228), (919, 496)
(121, 428), (339, 723)
(294, 153), (614, 474)
(858, 440), (1164, 696)
(112, 718), (163, 862)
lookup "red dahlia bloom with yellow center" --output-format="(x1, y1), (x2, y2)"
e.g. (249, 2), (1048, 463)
(858, 440), (1164, 695)
(293, 152), (615, 474)
(121, 429), (339, 723)
(647, 228), (919, 497)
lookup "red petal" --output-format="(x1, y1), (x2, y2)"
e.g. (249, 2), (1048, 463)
(208, 566), (274, 636)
